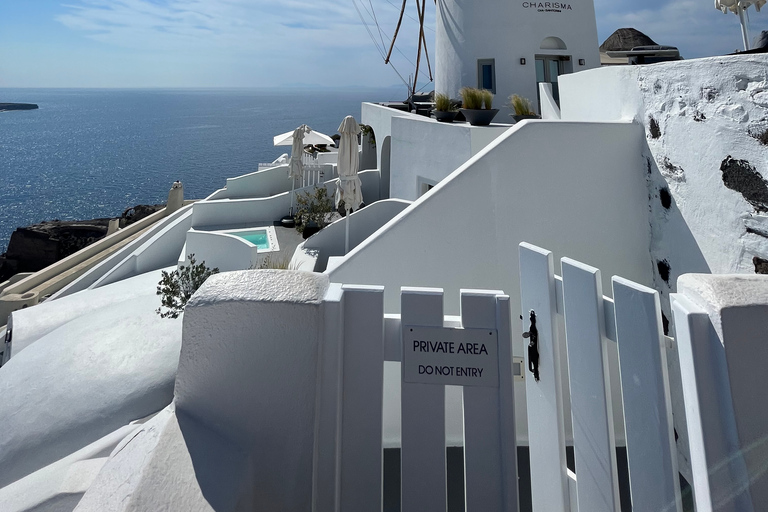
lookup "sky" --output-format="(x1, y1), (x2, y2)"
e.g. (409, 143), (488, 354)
(0, 0), (765, 89)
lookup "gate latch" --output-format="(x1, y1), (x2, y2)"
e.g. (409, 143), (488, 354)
(522, 311), (539, 381)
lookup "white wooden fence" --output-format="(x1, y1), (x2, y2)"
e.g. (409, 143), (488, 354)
(258, 154), (334, 188)
(313, 242), (755, 512)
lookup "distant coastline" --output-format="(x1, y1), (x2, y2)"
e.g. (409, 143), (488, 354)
(0, 103), (38, 112)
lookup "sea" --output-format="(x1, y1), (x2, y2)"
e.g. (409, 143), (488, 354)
(0, 87), (400, 252)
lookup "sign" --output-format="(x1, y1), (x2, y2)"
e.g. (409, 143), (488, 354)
(521, 2), (573, 12)
(402, 325), (499, 387)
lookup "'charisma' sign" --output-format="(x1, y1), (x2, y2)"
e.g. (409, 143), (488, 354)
(522, 1), (573, 12)
(402, 325), (499, 387)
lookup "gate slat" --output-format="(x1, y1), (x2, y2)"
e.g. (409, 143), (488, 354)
(612, 277), (682, 512)
(561, 259), (620, 512)
(460, 290), (518, 512)
(518, 243), (570, 512)
(671, 293), (753, 512)
(313, 283), (344, 512)
(339, 285), (385, 511)
(401, 287), (446, 512)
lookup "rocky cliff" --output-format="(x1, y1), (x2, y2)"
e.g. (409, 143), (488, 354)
(0, 204), (164, 282)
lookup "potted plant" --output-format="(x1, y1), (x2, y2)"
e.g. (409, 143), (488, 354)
(459, 87), (499, 126)
(433, 93), (458, 123)
(508, 94), (540, 123)
(295, 186), (334, 239)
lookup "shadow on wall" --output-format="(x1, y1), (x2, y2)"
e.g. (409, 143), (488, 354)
(176, 410), (256, 511)
(643, 139), (710, 335)
(380, 136), (391, 200)
(360, 127), (377, 172)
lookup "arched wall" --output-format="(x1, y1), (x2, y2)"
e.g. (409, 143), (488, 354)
(380, 136), (391, 200)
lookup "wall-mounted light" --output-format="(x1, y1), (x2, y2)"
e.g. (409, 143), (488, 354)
(520, 58), (526, 65)
(578, 58), (585, 66)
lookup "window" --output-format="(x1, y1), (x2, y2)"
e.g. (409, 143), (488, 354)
(477, 59), (496, 93)
(418, 177), (437, 197)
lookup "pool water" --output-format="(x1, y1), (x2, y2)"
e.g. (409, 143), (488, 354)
(232, 230), (269, 249)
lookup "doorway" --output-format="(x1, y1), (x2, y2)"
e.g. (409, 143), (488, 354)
(535, 56), (565, 108)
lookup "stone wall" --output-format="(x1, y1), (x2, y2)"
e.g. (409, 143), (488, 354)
(560, 55), (768, 331)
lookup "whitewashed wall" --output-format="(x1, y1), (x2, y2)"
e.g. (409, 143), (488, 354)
(184, 231), (259, 272)
(90, 208), (193, 289)
(223, 164), (295, 199)
(361, 102), (420, 199)
(389, 115), (509, 201)
(435, 0), (600, 113)
(191, 191), (295, 229)
(330, 120), (652, 313)
(296, 199), (412, 271)
(191, 172), (379, 231)
(175, 270), (330, 511)
(0, 270), (182, 490)
(53, 205), (193, 297)
(559, 55), (768, 331)
(328, 120), (652, 442)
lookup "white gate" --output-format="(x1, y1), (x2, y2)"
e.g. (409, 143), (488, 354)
(313, 242), (753, 512)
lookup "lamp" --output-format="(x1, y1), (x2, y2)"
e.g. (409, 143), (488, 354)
(520, 58), (526, 65)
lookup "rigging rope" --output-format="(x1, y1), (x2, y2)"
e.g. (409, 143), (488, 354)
(368, 0), (389, 56)
(351, 0), (433, 93)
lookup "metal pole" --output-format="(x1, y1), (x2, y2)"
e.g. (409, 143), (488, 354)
(289, 179), (296, 216)
(345, 209), (350, 254)
(738, 1), (751, 51)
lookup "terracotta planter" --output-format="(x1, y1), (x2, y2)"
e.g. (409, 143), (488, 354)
(460, 108), (499, 126)
(434, 110), (458, 123)
(511, 114), (540, 123)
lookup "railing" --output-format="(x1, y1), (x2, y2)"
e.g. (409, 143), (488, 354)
(314, 242), (764, 511)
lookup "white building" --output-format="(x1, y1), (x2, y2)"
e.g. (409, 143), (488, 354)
(435, 0), (600, 111)
(1, 3), (768, 510)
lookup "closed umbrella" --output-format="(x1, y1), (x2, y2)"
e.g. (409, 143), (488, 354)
(284, 124), (311, 219)
(715, 0), (766, 50)
(335, 116), (363, 254)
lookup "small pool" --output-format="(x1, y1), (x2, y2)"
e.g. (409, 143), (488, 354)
(222, 226), (280, 252)
(234, 230), (269, 249)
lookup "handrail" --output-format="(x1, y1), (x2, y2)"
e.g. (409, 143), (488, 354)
(0, 207), (170, 299)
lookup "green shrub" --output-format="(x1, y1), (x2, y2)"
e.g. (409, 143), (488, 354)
(509, 94), (535, 115)
(481, 89), (494, 109)
(360, 124), (376, 148)
(435, 93), (454, 112)
(156, 254), (219, 319)
(460, 87), (483, 110)
(295, 186), (334, 235)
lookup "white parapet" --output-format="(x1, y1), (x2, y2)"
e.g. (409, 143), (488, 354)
(672, 274), (768, 512)
(173, 269), (330, 511)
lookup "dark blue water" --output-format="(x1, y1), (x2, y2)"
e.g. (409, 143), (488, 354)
(0, 87), (398, 252)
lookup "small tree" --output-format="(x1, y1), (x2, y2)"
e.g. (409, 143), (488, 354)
(295, 186), (334, 235)
(360, 124), (376, 148)
(156, 254), (219, 319)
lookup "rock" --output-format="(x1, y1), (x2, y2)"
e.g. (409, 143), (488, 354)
(120, 204), (164, 228)
(0, 103), (38, 112)
(0, 204), (165, 283)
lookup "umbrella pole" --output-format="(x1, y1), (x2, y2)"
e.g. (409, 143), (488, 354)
(289, 179), (296, 216)
(738, 2), (751, 50)
(345, 208), (351, 254)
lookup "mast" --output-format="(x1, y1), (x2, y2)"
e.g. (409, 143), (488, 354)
(385, 0), (408, 64)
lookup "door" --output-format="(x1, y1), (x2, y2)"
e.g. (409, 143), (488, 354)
(535, 56), (563, 108)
